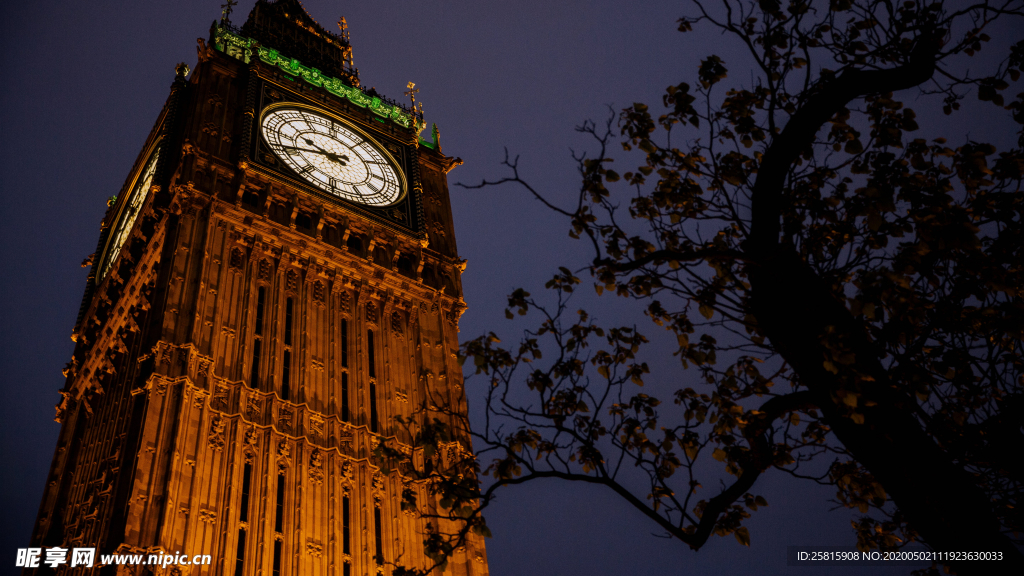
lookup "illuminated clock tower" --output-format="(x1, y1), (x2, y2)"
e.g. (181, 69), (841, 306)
(28, 1), (487, 575)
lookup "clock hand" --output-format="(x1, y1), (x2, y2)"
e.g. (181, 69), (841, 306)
(279, 145), (326, 155)
(300, 138), (351, 165)
(281, 141), (351, 166)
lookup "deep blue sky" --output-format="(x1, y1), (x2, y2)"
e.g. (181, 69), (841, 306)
(0, 1), (951, 575)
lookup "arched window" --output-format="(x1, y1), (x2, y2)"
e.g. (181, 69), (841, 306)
(270, 202), (290, 227)
(242, 190), (261, 212)
(324, 224), (341, 248)
(422, 265), (440, 290)
(373, 245), (390, 267)
(295, 212), (313, 233)
(396, 254), (416, 278)
(346, 234), (364, 257)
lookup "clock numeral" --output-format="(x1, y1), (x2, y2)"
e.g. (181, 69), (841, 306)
(329, 177), (339, 192)
(297, 164), (314, 175)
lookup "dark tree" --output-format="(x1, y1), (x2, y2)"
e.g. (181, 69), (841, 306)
(385, 2), (1024, 575)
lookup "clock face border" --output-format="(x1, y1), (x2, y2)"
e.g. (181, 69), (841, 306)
(98, 140), (162, 282)
(258, 102), (405, 206)
(249, 80), (424, 237)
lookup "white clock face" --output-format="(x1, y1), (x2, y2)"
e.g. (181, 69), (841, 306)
(261, 107), (405, 206)
(99, 145), (161, 280)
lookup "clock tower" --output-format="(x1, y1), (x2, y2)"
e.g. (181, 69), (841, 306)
(28, 2), (487, 575)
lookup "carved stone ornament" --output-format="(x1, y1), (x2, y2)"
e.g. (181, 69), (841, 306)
(257, 259), (271, 281)
(339, 291), (351, 313)
(229, 247), (245, 271)
(286, 269), (300, 293)
(244, 425), (259, 447)
(313, 280), (326, 305)
(391, 311), (403, 334)
(208, 416), (226, 451)
(339, 459), (355, 482)
(159, 345), (173, 365)
(277, 440), (292, 471)
(197, 354), (211, 377)
(446, 308), (460, 325)
(309, 449), (325, 485)
(365, 301), (378, 324)
(55, 390), (75, 423)
(339, 429), (354, 455)
(212, 384), (229, 411)
(306, 540), (324, 558)
(309, 414), (324, 440)
(246, 395), (261, 422)
(278, 407), (293, 434)
(424, 187), (441, 206)
(371, 472), (386, 504)
(432, 221), (446, 238)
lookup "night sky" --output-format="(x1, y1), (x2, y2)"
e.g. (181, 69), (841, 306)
(0, 1), (987, 574)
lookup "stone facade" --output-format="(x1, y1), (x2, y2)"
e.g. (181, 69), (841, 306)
(28, 2), (486, 575)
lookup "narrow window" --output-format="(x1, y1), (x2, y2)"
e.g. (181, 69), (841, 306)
(341, 372), (349, 423)
(234, 529), (246, 576)
(275, 473), (285, 533)
(272, 540), (282, 576)
(250, 287), (267, 388)
(341, 319), (348, 368)
(343, 563), (351, 576)
(250, 340), (262, 387)
(370, 380), (379, 433)
(284, 298), (294, 345)
(367, 329), (375, 378)
(374, 505), (384, 565)
(240, 463), (252, 523)
(343, 495), (351, 555)
(341, 319), (349, 421)
(255, 287), (266, 335)
(367, 327), (378, 431)
(282, 350), (291, 401)
(281, 297), (294, 400)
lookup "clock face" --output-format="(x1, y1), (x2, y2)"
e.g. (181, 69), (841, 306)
(261, 107), (405, 207)
(99, 145), (161, 281)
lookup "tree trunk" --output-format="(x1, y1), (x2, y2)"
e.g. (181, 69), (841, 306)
(746, 248), (1023, 576)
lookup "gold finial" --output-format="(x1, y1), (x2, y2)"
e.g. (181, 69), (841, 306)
(404, 82), (422, 120)
(338, 17), (353, 67)
(220, 0), (237, 23)
(405, 83), (427, 132)
(404, 82), (419, 108)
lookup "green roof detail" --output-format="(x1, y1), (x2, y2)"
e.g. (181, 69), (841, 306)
(212, 25), (415, 129)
